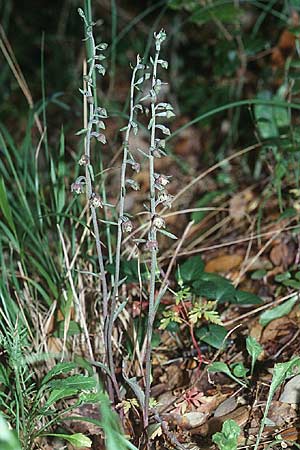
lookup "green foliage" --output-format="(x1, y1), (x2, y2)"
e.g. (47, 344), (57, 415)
(45, 433), (92, 448)
(208, 361), (248, 388)
(196, 323), (228, 349)
(0, 414), (22, 450)
(177, 255), (262, 305)
(188, 300), (221, 325)
(177, 255), (205, 284)
(259, 295), (298, 327)
(246, 336), (263, 376)
(212, 419), (241, 450)
(254, 357), (300, 450)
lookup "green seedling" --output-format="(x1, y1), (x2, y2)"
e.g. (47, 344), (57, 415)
(246, 336), (263, 376)
(212, 419), (241, 450)
(208, 362), (248, 388)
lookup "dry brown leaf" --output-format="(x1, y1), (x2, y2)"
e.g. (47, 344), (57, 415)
(267, 401), (297, 427)
(184, 411), (208, 428)
(271, 30), (296, 68)
(46, 337), (62, 353)
(191, 406), (250, 437)
(205, 254), (243, 273)
(229, 190), (253, 222)
(214, 397), (237, 417)
(269, 242), (290, 267)
(279, 375), (300, 404)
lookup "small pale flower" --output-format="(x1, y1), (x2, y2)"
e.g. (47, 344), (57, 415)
(145, 239), (158, 251)
(71, 176), (85, 194)
(154, 173), (171, 190)
(121, 216), (133, 233)
(158, 192), (173, 208)
(90, 192), (103, 208)
(153, 215), (165, 229)
(78, 155), (90, 166)
(132, 162), (141, 173)
(126, 179), (140, 191)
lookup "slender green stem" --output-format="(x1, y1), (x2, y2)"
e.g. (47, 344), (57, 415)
(80, 9), (109, 319)
(84, 0), (114, 273)
(105, 58), (141, 400)
(144, 42), (160, 430)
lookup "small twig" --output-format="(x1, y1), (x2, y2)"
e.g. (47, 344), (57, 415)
(105, 56), (143, 401)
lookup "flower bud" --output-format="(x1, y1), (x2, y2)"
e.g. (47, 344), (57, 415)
(153, 215), (165, 229)
(78, 155), (90, 166)
(132, 162), (141, 173)
(154, 173), (171, 190)
(71, 176), (86, 194)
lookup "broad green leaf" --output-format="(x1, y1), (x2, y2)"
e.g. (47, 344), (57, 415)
(254, 357), (300, 450)
(196, 324), (228, 349)
(193, 273), (235, 302)
(208, 361), (232, 376)
(212, 419), (240, 450)
(251, 270), (267, 280)
(178, 255), (205, 284)
(254, 91), (278, 139)
(246, 336), (263, 375)
(259, 296), (298, 327)
(48, 375), (96, 391)
(41, 362), (77, 386)
(234, 290), (262, 305)
(46, 433), (91, 448)
(54, 321), (81, 338)
(43, 388), (79, 409)
(275, 272), (291, 282)
(208, 362), (247, 388)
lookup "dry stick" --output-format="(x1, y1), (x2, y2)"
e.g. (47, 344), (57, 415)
(105, 57), (141, 400)
(57, 224), (94, 360)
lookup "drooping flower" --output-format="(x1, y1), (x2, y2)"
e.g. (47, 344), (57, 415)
(71, 176), (86, 194)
